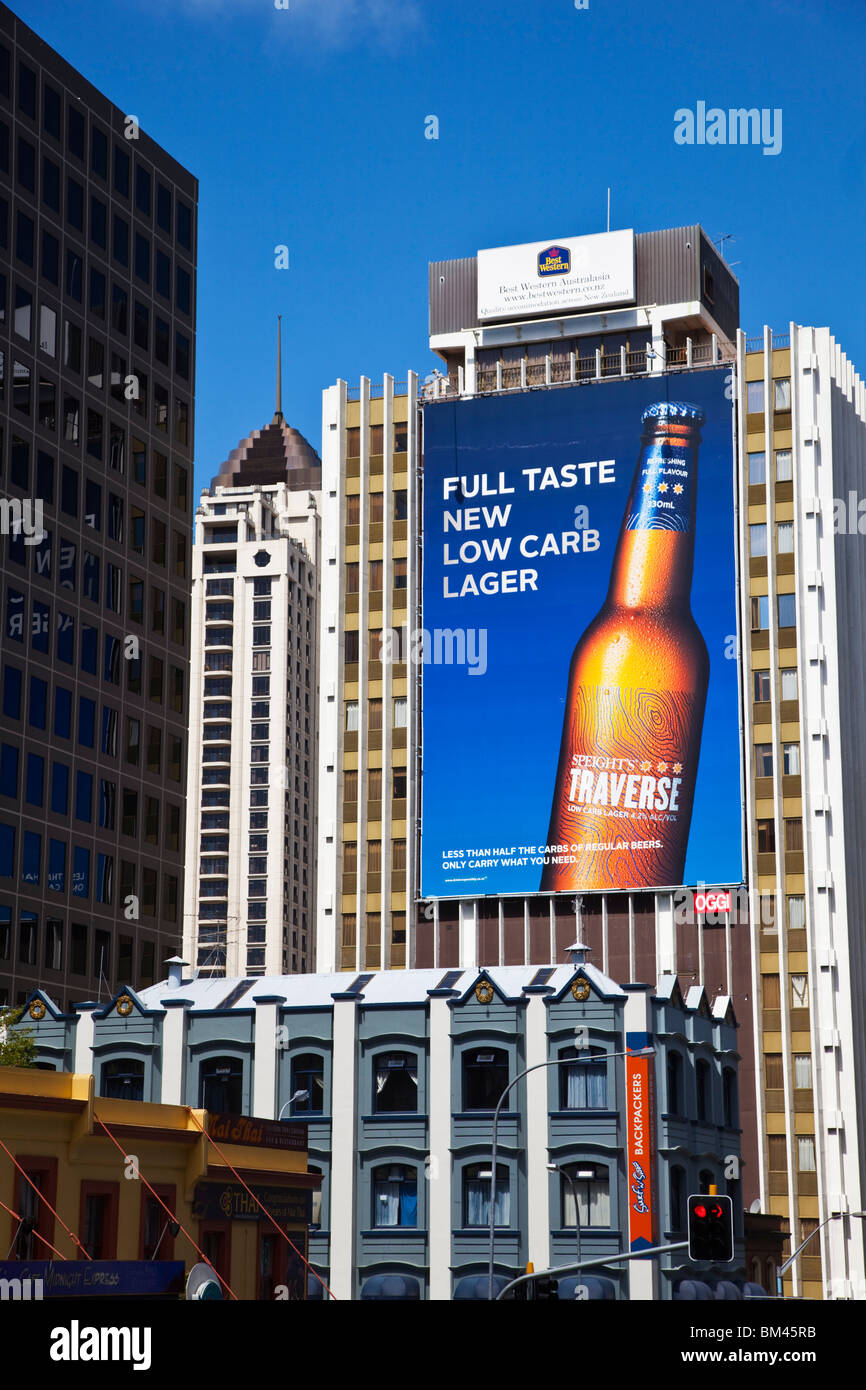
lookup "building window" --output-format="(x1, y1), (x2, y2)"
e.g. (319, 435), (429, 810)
(768, 1135), (787, 1171)
(775, 449), (793, 481)
(790, 973), (808, 1008)
(560, 1164), (610, 1229)
(723, 1067), (737, 1127)
(559, 1045), (607, 1109)
(695, 1059), (711, 1123)
(666, 1052), (683, 1114)
(463, 1163), (509, 1228)
(754, 743), (773, 777)
(788, 895), (805, 931)
(793, 1054), (812, 1090)
(747, 381), (765, 414)
(750, 595), (769, 630)
(783, 742), (800, 776)
(774, 378), (791, 411)
(780, 668), (798, 702)
(753, 670), (770, 702)
(462, 1047), (508, 1111)
(669, 1165), (686, 1232)
(78, 1188), (117, 1262)
(749, 523), (767, 557)
(290, 1054), (324, 1114)
(777, 593), (796, 627)
(101, 1058), (144, 1102)
(757, 818), (776, 854)
(797, 1136), (816, 1172)
(199, 1057), (244, 1114)
(777, 521), (794, 554)
(785, 817), (803, 852)
(373, 1052), (418, 1113)
(345, 701), (359, 732)
(372, 1165), (417, 1229)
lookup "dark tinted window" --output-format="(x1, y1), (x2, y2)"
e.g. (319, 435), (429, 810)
(16, 211), (33, 266)
(177, 199), (191, 248)
(66, 177), (84, 230)
(17, 135), (35, 191)
(43, 86), (62, 140)
(17, 63), (36, 119)
(90, 196), (106, 248)
(112, 215), (128, 267)
(135, 164), (151, 216)
(90, 126), (108, 179)
(113, 145), (129, 197)
(67, 105), (85, 159)
(42, 157), (60, 212)
(156, 182), (171, 232)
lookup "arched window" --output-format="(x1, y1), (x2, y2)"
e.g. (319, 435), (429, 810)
(199, 1056), (244, 1114)
(462, 1048), (508, 1111)
(101, 1057), (144, 1101)
(372, 1164), (418, 1228)
(290, 1054), (324, 1114)
(699, 1167), (715, 1194)
(559, 1046), (607, 1109)
(463, 1163), (509, 1228)
(723, 1067), (737, 1128)
(667, 1052), (683, 1115)
(696, 1059), (711, 1123)
(669, 1164), (686, 1232)
(373, 1052), (418, 1113)
(560, 1163), (610, 1228)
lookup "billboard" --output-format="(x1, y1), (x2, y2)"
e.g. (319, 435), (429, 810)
(476, 230), (635, 321)
(625, 1053), (657, 1254)
(420, 368), (742, 899)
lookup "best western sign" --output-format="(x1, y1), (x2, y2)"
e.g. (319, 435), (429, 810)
(476, 229), (635, 322)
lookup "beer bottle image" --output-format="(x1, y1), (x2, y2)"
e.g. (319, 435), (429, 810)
(540, 401), (710, 892)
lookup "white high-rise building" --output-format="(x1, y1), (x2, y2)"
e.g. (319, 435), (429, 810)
(183, 365), (321, 979)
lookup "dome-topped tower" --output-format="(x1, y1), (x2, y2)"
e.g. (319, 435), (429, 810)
(210, 316), (321, 491)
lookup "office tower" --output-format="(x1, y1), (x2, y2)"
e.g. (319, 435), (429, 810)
(414, 226), (866, 1297)
(183, 364), (321, 979)
(0, 4), (196, 1008)
(316, 373), (418, 973)
(738, 324), (866, 1299)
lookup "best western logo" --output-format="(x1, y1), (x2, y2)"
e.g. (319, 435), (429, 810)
(537, 244), (570, 277)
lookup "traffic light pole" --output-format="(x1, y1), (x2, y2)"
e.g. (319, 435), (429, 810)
(494, 1241), (690, 1300)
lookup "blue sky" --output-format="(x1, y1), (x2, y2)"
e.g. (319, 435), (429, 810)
(14, 0), (866, 497)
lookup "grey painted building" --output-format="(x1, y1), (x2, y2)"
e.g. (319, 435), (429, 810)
(24, 948), (743, 1299)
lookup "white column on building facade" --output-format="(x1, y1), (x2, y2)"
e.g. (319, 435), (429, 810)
(427, 992), (453, 1300)
(159, 1001), (189, 1106)
(72, 1004), (97, 1075)
(458, 899), (478, 968)
(252, 997), (280, 1119)
(329, 997), (358, 1299)
(524, 992), (551, 1268)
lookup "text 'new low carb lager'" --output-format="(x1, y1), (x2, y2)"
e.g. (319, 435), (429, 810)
(540, 401), (710, 891)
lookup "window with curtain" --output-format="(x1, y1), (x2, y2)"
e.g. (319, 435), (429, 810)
(749, 523), (767, 556)
(367, 840), (381, 874)
(775, 449), (793, 481)
(768, 1135), (787, 1170)
(777, 521), (794, 554)
(559, 1046), (607, 1109)
(787, 896), (805, 931)
(345, 701), (359, 732)
(785, 818), (803, 852)
(774, 378), (791, 411)
(797, 1136), (816, 1172)
(748, 449), (766, 483)
(561, 1164), (610, 1228)
(373, 1052), (418, 1112)
(463, 1164), (509, 1228)
(783, 743), (800, 775)
(393, 697), (407, 728)
(373, 1165), (417, 1228)
(794, 1054), (812, 1089)
(765, 1054), (784, 1088)
(762, 975), (781, 1008)
(790, 974), (808, 1008)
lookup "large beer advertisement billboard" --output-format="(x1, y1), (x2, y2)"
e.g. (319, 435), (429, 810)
(420, 368), (742, 899)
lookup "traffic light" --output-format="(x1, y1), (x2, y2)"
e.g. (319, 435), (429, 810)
(687, 1193), (734, 1262)
(535, 1276), (559, 1302)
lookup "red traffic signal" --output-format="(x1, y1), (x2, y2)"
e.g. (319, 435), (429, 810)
(687, 1193), (734, 1263)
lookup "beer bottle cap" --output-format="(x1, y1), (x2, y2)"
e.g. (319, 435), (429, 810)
(641, 401), (705, 425)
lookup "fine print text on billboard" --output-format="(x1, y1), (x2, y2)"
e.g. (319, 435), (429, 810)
(420, 368), (742, 899)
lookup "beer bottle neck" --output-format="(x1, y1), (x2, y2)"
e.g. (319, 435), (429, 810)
(608, 424), (700, 611)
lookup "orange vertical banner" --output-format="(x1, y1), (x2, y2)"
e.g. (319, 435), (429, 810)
(625, 1053), (656, 1253)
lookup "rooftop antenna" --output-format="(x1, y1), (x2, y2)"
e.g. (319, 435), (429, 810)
(714, 233), (737, 261)
(273, 314), (283, 423)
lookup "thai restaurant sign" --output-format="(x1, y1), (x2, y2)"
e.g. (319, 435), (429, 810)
(206, 1113), (306, 1151)
(476, 229), (635, 321)
(625, 1052), (656, 1253)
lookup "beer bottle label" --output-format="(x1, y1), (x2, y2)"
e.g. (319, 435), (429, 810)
(626, 438), (694, 533)
(545, 683), (697, 890)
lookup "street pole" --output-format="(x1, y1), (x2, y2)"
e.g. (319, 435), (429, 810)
(776, 1210), (866, 1298)
(486, 1046), (653, 1300)
(495, 1241), (690, 1300)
